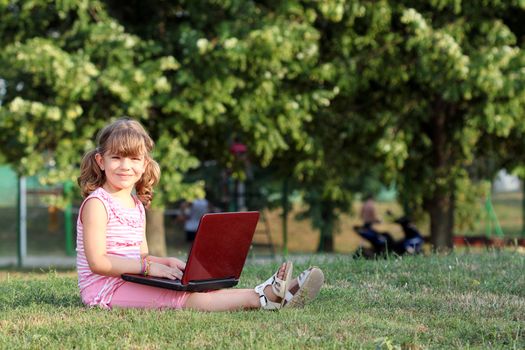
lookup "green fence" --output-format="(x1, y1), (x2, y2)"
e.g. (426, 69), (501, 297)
(0, 165), (74, 257)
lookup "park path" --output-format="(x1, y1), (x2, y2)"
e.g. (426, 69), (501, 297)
(0, 256), (76, 269)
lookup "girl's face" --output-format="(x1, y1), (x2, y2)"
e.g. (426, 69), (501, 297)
(95, 152), (147, 193)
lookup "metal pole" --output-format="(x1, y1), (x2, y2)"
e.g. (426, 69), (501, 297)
(485, 191), (504, 237)
(228, 177), (235, 212)
(64, 181), (74, 256)
(17, 176), (27, 267)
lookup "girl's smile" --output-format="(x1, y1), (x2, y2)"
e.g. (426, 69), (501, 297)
(95, 153), (147, 194)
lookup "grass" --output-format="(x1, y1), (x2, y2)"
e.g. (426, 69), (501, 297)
(1, 251), (523, 349)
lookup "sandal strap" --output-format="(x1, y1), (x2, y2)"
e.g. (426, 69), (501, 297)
(254, 275), (274, 295)
(283, 266), (324, 309)
(255, 276), (283, 310)
(254, 262), (293, 310)
(297, 267), (312, 288)
(284, 269), (311, 304)
(257, 293), (282, 310)
(271, 274), (286, 298)
(272, 261), (293, 298)
(284, 290), (294, 303)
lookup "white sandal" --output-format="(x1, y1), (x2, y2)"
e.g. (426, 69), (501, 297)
(254, 261), (293, 310)
(283, 266), (324, 308)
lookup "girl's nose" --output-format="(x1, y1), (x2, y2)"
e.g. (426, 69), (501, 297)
(121, 158), (132, 169)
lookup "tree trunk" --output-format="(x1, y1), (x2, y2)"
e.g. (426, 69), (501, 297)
(428, 192), (454, 251)
(428, 99), (455, 251)
(317, 200), (334, 252)
(318, 226), (334, 252)
(146, 208), (167, 257)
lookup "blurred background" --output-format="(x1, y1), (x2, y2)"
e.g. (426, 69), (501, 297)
(1, 1), (525, 264)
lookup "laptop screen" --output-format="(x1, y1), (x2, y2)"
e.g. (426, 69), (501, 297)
(182, 211), (259, 284)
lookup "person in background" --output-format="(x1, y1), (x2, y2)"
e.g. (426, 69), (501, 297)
(356, 193), (388, 253)
(180, 193), (211, 242)
(360, 193), (380, 230)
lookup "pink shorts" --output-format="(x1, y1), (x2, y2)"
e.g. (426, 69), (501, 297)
(108, 281), (190, 309)
(82, 280), (190, 310)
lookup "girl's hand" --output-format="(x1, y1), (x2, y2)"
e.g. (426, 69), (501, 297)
(165, 257), (186, 272)
(149, 262), (183, 280)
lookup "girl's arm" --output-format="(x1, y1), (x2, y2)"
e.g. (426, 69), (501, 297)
(83, 198), (181, 279)
(82, 198), (142, 277)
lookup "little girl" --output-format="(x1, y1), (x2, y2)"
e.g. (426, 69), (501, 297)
(76, 118), (324, 311)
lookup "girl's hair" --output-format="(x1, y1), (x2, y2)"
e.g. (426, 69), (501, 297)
(77, 118), (160, 208)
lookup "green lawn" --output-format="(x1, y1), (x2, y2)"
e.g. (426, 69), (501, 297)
(1, 252), (523, 349)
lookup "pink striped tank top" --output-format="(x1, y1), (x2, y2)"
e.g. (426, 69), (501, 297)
(76, 187), (145, 309)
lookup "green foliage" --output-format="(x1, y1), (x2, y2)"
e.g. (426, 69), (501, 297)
(344, 2), (525, 243)
(454, 178), (491, 232)
(0, 0), (200, 202)
(1, 0), (525, 248)
(0, 252), (523, 348)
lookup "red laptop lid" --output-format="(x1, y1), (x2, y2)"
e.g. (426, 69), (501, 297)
(182, 211), (260, 284)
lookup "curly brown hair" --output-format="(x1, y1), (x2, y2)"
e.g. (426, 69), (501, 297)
(77, 118), (160, 208)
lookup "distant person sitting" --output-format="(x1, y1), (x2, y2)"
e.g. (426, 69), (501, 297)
(181, 196), (211, 242)
(361, 194), (380, 229)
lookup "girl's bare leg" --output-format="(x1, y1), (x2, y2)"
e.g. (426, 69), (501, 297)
(183, 263), (287, 312)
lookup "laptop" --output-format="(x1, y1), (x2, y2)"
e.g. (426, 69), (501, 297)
(121, 211), (260, 292)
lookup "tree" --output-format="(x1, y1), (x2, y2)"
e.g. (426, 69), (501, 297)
(0, 0), (332, 253)
(106, 1), (343, 251)
(3, 0), (524, 254)
(0, 1), (200, 255)
(103, 0), (525, 251)
(390, 1), (525, 249)
(299, 1), (525, 250)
